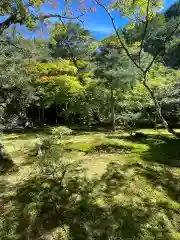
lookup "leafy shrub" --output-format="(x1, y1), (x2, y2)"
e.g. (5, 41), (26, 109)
(36, 139), (66, 179)
(30, 127), (72, 158)
(29, 135), (55, 157)
(51, 126), (73, 139)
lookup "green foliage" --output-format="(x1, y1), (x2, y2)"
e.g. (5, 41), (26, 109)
(52, 126), (73, 139)
(0, 0), (47, 35)
(27, 59), (85, 122)
(111, 0), (163, 27)
(49, 22), (94, 60)
(0, 37), (38, 126)
(123, 2), (180, 68)
(94, 38), (137, 86)
(30, 59), (78, 76)
(35, 137), (66, 179)
(0, 1), (180, 130)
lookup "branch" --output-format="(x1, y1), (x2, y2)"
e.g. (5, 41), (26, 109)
(40, 13), (84, 21)
(0, 12), (22, 36)
(145, 22), (180, 74)
(96, 0), (180, 76)
(0, 11), (84, 37)
(95, 0), (144, 72)
(138, 0), (150, 65)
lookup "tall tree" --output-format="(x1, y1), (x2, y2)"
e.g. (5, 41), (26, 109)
(95, 0), (180, 136)
(0, 34), (38, 127)
(49, 22), (95, 84)
(93, 38), (137, 131)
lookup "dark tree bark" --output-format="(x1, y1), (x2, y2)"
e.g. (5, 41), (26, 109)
(110, 84), (116, 132)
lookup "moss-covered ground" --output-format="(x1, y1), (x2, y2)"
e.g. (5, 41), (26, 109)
(1, 128), (180, 239)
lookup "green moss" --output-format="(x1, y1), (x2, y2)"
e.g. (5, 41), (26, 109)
(66, 141), (95, 152)
(1, 128), (180, 239)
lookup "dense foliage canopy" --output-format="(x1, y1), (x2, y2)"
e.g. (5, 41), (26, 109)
(0, 0), (180, 132)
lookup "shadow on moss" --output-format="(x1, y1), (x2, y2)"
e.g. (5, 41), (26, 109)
(0, 151), (17, 175)
(1, 161), (179, 239)
(109, 133), (180, 168)
(89, 143), (133, 154)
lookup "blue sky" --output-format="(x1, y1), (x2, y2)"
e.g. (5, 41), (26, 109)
(1, 0), (178, 39)
(85, 0), (179, 39)
(40, 0), (179, 39)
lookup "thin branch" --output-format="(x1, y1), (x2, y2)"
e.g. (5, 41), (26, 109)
(0, 10), (84, 36)
(138, 0), (150, 65)
(96, 0), (180, 77)
(95, 0), (144, 72)
(145, 22), (180, 74)
(41, 13), (84, 21)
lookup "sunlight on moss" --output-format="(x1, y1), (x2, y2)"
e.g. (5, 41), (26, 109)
(1, 129), (180, 239)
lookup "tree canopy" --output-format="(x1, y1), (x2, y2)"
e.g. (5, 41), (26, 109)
(0, 0), (180, 134)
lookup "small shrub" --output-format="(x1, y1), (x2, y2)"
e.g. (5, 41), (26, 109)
(28, 134), (69, 180)
(37, 141), (66, 179)
(29, 135), (55, 157)
(51, 126), (73, 139)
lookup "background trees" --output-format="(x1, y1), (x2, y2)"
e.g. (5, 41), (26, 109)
(94, 0), (180, 135)
(0, 0), (180, 133)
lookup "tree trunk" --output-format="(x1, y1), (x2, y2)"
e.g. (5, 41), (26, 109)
(154, 116), (157, 130)
(93, 111), (103, 125)
(143, 73), (178, 136)
(110, 85), (116, 132)
(55, 104), (58, 124)
(38, 109), (41, 122)
(41, 106), (44, 124)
